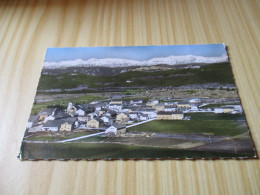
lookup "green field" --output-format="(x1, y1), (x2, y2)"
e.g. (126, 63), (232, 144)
(38, 63), (235, 90)
(122, 96), (151, 103)
(20, 142), (255, 160)
(128, 120), (248, 136)
(200, 102), (240, 109)
(24, 131), (98, 141)
(185, 113), (245, 121)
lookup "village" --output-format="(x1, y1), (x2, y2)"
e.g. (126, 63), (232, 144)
(26, 97), (243, 138)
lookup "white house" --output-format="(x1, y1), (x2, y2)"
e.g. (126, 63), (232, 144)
(151, 99), (159, 104)
(87, 112), (97, 120)
(105, 124), (126, 135)
(108, 104), (122, 112)
(140, 114), (149, 121)
(146, 99), (159, 106)
(78, 115), (88, 122)
(130, 99), (143, 105)
(67, 102), (77, 114)
(43, 115), (55, 123)
(121, 106), (132, 113)
(101, 116), (110, 123)
(138, 108), (157, 119)
(38, 108), (57, 121)
(42, 120), (62, 131)
(129, 112), (139, 119)
(164, 102), (175, 106)
(214, 108), (223, 113)
(90, 101), (99, 104)
(148, 112), (157, 119)
(75, 109), (85, 116)
(190, 99), (201, 104)
(95, 105), (102, 111)
(105, 126), (117, 135)
(234, 105), (243, 113)
(163, 105), (176, 112)
(190, 105), (199, 111)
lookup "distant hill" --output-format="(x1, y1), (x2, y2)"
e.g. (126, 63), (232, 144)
(38, 62), (235, 91)
(43, 54), (228, 69)
(42, 64), (204, 76)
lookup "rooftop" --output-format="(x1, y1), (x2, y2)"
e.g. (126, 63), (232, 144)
(157, 111), (183, 115)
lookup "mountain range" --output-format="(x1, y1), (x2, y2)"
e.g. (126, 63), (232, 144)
(43, 54), (228, 69)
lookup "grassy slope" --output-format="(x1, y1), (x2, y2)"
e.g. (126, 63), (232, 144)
(24, 131), (103, 141)
(200, 102), (240, 108)
(128, 120), (248, 136)
(38, 63), (235, 90)
(21, 142), (255, 160)
(185, 113), (246, 121)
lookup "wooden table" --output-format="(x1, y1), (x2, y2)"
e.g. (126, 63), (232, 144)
(0, 0), (259, 194)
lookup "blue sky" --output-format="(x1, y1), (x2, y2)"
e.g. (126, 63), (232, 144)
(45, 44), (226, 62)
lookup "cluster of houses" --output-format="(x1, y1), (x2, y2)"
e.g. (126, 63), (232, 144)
(26, 97), (243, 135)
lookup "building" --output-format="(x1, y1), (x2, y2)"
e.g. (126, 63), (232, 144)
(189, 99), (201, 104)
(75, 109), (85, 116)
(67, 102), (77, 114)
(164, 102), (175, 106)
(98, 109), (106, 116)
(154, 103), (165, 111)
(214, 108), (223, 113)
(116, 112), (129, 124)
(121, 106), (132, 113)
(157, 111), (184, 120)
(43, 115), (55, 123)
(140, 114), (149, 121)
(177, 102), (191, 109)
(163, 105), (177, 112)
(82, 106), (95, 114)
(105, 124), (126, 135)
(53, 112), (71, 120)
(146, 99), (159, 106)
(138, 108), (157, 118)
(42, 120), (62, 131)
(105, 110), (117, 118)
(130, 99), (143, 105)
(86, 118), (101, 128)
(78, 115), (88, 122)
(110, 99), (122, 105)
(108, 104), (122, 112)
(87, 112), (97, 120)
(129, 112), (139, 120)
(222, 107), (234, 113)
(190, 105), (198, 111)
(38, 108), (57, 121)
(60, 118), (77, 132)
(101, 116), (110, 123)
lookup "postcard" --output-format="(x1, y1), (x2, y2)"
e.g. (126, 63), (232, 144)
(19, 44), (257, 160)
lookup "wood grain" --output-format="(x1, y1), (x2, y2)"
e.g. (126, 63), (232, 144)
(0, 0), (259, 194)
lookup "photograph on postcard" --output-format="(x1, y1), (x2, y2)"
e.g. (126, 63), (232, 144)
(19, 44), (256, 160)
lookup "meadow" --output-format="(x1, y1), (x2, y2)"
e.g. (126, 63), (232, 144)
(21, 142), (255, 160)
(128, 120), (248, 136)
(185, 112), (246, 121)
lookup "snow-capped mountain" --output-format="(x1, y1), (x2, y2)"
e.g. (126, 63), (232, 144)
(43, 54), (228, 69)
